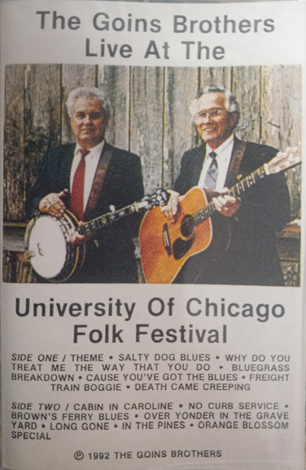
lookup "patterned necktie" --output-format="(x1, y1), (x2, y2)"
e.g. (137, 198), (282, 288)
(204, 151), (218, 190)
(70, 149), (89, 220)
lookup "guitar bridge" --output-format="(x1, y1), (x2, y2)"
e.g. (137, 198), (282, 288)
(163, 224), (172, 256)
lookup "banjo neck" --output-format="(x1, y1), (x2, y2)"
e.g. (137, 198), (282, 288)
(77, 200), (150, 236)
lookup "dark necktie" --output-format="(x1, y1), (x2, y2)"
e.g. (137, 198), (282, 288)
(204, 151), (218, 190)
(70, 149), (89, 220)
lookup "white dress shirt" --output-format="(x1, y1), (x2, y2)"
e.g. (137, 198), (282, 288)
(198, 134), (234, 192)
(70, 140), (105, 213)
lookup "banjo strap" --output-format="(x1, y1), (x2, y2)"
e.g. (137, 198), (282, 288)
(85, 146), (113, 215)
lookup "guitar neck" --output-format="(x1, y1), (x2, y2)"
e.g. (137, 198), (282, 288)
(196, 164), (268, 224)
(228, 164), (267, 198)
(77, 200), (148, 236)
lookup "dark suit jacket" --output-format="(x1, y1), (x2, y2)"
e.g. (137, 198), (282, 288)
(173, 138), (290, 286)
(26, 142), (144, 283)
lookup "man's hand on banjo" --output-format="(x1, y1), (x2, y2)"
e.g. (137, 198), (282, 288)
(68, 223), (90, 245)
(69, 204), (118, 245)
(39, 190), (86, 244)
(39, 189), (68, 217)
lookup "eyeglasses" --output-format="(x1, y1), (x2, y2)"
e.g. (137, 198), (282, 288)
(74, 111), (103, 121)
(195, 108), (225, 122)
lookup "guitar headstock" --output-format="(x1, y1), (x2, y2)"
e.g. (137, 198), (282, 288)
(142, 189), (170, 209)
(267, 147), (301, 175)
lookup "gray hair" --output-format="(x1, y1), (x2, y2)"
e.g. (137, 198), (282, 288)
(66, 87), (112, 120)
(190, 86), (240, 123)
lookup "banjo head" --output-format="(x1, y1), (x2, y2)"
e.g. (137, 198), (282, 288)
(26, 213), (84, 282)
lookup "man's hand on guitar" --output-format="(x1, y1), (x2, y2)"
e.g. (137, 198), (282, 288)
(162, 190), (181, 223)
(39, 189), (68, 217)
(213, 190), (240, 218)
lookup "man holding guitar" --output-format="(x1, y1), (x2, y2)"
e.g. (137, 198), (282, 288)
(160, 86), (291, 285)
(26, 87), (144, 283)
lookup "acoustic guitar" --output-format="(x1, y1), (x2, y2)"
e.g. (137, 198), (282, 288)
(139, 150), (300, 284)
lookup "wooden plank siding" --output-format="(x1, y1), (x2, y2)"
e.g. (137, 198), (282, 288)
(130, 66), (165, 193)
(24, 65), (62, 213)
(3, 65), (25, 222)
(261, 65), (302, 219)
(164, 67), (199, 188)
(2, 64), (302, 282)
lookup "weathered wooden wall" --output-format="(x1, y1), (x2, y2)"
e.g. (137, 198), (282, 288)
(3, 63), (302, 222)
(3, 64), (302, 282)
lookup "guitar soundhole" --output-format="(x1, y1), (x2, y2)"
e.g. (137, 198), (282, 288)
(173, 234), (195, 260)
(181, 215), (194, 238)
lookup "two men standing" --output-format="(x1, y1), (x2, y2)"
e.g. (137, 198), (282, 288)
(27, 85), (291, 285)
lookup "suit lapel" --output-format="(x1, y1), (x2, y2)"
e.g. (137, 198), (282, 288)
(191, 144), (206, 187)
(190, 139), (246, 190)
(59, 144), (75, 191)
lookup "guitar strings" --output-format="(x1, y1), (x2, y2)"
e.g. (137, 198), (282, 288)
(158, 166), (265, 239)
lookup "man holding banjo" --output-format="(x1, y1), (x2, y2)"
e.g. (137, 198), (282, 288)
(26, 87), (144, 283)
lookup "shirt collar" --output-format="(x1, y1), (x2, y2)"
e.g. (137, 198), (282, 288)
(75, 140), (105, 160)
(206, 134), (234, 157)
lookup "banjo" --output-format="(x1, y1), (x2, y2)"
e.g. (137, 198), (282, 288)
(24, 189), (169, 282)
